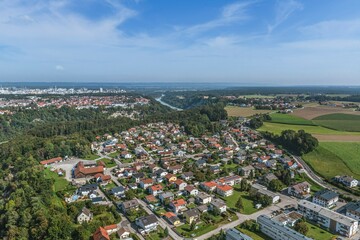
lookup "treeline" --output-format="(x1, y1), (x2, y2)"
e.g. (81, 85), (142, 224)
(248, 114), (271, 129)
(263, 130), (319, 155)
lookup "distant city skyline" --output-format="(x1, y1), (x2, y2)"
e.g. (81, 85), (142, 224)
(1, 0), (360, 84)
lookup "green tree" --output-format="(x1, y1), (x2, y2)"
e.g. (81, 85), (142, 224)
(268, 179), (284, 192)
(235, 196), (244, 211)
(294, 220), (309, 235)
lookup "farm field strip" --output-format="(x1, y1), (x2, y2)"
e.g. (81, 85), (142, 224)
(225, 106), (274, 117)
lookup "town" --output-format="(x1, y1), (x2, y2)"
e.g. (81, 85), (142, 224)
(42, 118), (360, 240)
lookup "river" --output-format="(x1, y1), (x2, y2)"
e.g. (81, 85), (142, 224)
(155, 95), (183, 111)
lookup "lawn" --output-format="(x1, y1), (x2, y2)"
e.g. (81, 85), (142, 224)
(83, 153), (100, 160)
(120, 158), (133, 164)
(108, 151), (119, 158)
(313, 113), (360, 132)
(234, 227), (268, 240)
(305, 222), (336, 240)
(176, 222), (217, 238)
(269, 113), (316, 126)
(97, 158), (116, 168)
(145, 227), (167, 240)
(43, 168), (70, 192)
(303, 142), (360, 179)
(223, 191), (258, 215)
(258, 122), (360, 136)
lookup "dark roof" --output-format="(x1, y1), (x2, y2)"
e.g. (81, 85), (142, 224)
(137, 214), (157, 227)
(345, 201), (360, 213)
(196, 159), (206, 164)
(314, 189), (338, 201)
(79, 183), (98, 192)
(91, 197), (103, 203)
(133, 172), (145, 178)
(110, 186), (125, 194)
(122, 199), (139, 209)
(184, 209), (199, 218)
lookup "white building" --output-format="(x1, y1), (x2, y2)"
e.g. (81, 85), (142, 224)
(312, 189), (339, 208)
(298, 200), (358, 238)
(257, 215), (312, 240)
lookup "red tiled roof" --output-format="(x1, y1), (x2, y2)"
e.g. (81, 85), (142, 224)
(40, 157), (62, 165)
(202, 181), (218, 188)
(150, 184), (163, 191)
(93, 227), (110, 240)
(172, 199), (186, 207)
(164, 212), (176, 218)
(217, 185), (233, 192)
(104, 224), (117, 231)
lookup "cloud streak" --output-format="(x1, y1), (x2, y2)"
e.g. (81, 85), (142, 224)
(268, 0), (303, 34)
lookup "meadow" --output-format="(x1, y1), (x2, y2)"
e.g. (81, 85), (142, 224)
(313, 113), (360, 132)
(269, 113), (315, 125)
(303, 142), (360, 179)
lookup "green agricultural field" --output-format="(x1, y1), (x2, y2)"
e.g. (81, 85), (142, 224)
(313, 113), (360, 132)
(97, 158), (116, 168)
(269, 113), (315, 125)
(44, 168), (70, 192)
(259, 122), (360, 136)
(303, 142), (360, 179)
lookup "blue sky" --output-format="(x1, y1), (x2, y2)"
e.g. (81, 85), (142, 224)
(1, 0), (360, 85)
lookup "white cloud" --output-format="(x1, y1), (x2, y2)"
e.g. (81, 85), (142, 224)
(268, 0), (303, 34)
(177, 1), (254, 36)
(299, 19), (360, 37)
(55, 65), (64, 71)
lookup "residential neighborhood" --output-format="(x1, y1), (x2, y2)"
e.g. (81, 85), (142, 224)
(42, 119), (360, 240)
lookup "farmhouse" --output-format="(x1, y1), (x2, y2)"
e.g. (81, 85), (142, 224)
(74, 161), (104, 179)
(40, 157), (62, 166)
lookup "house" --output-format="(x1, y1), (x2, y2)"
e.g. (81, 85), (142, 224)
(313, 189), (339, 208)
(110, 186), (125, 198)
(155, 168), (168, 178)
(201, 181), (218, 192)
(164, 212), (181, 226)
(195, 159), (207, 168)
(209, 165), (221, 174)
(165, 173), (177, 183)
(132, 172), (145, 183)
(266, 160), (277, 168)
(263, 173), (278, 185)
(94, 173), (111, 184)
(258, 155), (270, 163)
(197, 205), (208, 213)
(74, 161), (104, 179)
(77, 183), (98, 196)
(183, 209), (200, 224)
(196, 192), (212, 204)
(217, 175), (241, 186)
(335, 176), (359, 188)
(168, 165), (183, 174)
(120, 199), (140, 214)
(135, 214), (158, 235)
(159, 191), (174, 203)
(238, 165), (255, 178)
(149, 184), (163, 196)
(144, 194), (158, 204)
(287, 181), (311, 199)
(184, 185), (199, 196)
(216, 185), (234, 197)
(40, 157), (62, 166)
(77, 207), (93, 224)
(209, 198), (227, 213)
(170, 199), (187, 213)
(140, 178), (153, 189)
(117, 227), (131, 239)
(128, 183), (138, 190)
(181, 172), (194, 181)
(104, 224), (119, 235)
(251, 184), (280, 204)
(93, 227), (110, 240)
(272, 211), (303, 227)
(174, 179), (187, 191)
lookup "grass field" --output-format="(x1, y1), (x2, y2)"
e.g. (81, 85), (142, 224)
(313, 113), (360, 132)
(223, 191), (257, 215)
(97, 158), (116, 168)
(235, 227), (268, 240)
(269, 113), (315, 125)
(292, 106), (360, 119)
(305, 222), (336, 240)
(303, 142), (360, 179)
(226, 106), (273, 117)
(258, 122), (360, 136)
(83, 153), (100, 160)
(44, 168), (70, 192)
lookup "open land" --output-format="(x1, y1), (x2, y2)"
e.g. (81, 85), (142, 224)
(225, 106), (273, 117)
